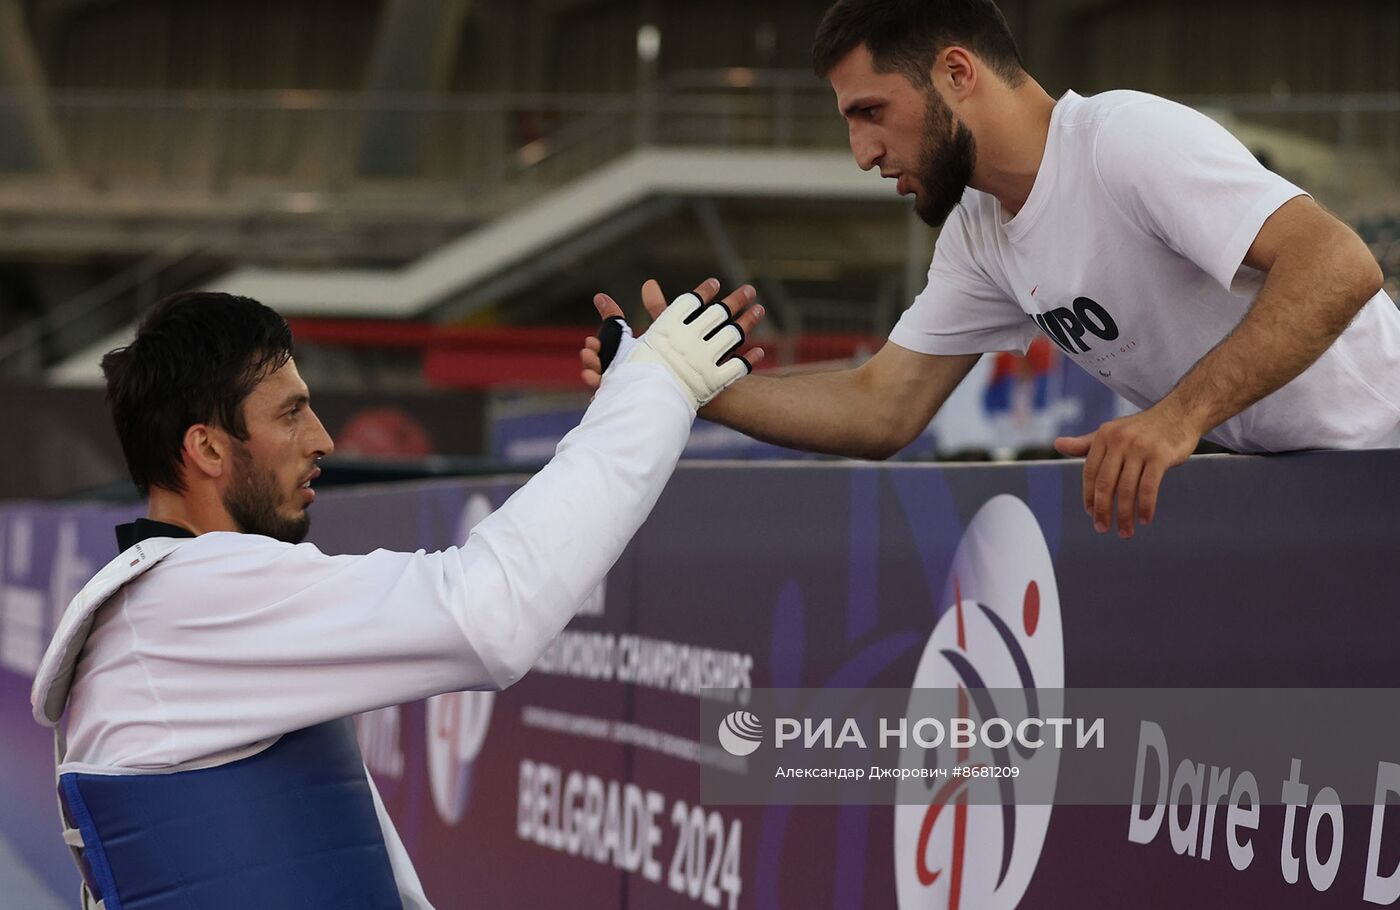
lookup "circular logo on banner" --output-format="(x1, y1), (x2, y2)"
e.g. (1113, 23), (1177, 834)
(894, 495), (1064, 910)
(426, 690), (495, 825)
(425, 492), (499, 826)
(717, 711), (764, 757)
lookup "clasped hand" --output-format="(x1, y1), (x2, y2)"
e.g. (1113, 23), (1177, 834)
(581, 279), (765, 404)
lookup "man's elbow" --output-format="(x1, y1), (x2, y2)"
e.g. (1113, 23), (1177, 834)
(838, 431), (903, 461)
(863, 420), (923, 461)
(1331, 256), (1386, 335)
(1301, 233), (1386, 333)
(1356, 257), (1386, 303)
(484, 656), (528, 691)
(467, 630), (539, 691)
(1334, 229), (1385, 305)
(491, 668), (523, 691)
(860, 440), (902, 461)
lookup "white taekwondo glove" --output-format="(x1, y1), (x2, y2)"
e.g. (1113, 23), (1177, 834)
(595, 292), (751, 408)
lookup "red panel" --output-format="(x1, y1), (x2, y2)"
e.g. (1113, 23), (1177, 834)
(287, 318), (884, 390)
(422, 348), (584, 388)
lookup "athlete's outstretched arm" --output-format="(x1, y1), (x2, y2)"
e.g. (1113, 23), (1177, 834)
(52, 281), (767, 763)
(583, 279), (979, 461)
(453, 279), (762, 687)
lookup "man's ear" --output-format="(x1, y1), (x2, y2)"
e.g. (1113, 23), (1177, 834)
(182, 424), (228, 481)
(939, 46), (978, 102)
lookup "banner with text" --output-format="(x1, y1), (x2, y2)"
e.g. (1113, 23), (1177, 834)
(1, 451), (1398, 908)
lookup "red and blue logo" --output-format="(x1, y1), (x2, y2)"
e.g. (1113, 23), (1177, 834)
(894, 495), (1064, 910)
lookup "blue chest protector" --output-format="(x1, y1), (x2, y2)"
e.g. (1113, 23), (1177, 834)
(58, 718), (402, 910)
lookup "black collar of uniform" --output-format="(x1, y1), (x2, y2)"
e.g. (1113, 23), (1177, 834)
(116, 518), (197, 551)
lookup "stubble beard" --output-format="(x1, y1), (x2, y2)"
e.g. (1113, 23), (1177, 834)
(223, 441), (311, 544)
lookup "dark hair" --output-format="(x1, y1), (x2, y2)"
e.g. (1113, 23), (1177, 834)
(101, 291), (294, 496)
(812, 0), (1026, 88)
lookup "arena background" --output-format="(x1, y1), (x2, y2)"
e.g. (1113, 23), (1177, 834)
(0, 1), (1397, 907)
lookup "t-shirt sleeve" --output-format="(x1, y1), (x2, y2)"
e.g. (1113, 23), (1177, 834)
(889, 202), (1038, 357)
(1092, 97), (1308, 295)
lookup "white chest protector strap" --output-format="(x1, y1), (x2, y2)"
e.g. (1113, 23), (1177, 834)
(30, 537), (403, 910)
(30, 537), (185, 910)
(31, 536), (186, 731)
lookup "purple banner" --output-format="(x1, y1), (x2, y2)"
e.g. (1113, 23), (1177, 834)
(2, 451), (1398, 908)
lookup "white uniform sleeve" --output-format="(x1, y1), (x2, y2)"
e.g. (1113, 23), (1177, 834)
(78, 360), (696, 763)
(1092, 97), (1308, 295)
(889, 202), (1037, 356)
(451, 359), (696, 687)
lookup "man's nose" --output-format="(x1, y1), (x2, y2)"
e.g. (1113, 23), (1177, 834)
(306, 408), (335, 458)
(850, 128), (882, 172)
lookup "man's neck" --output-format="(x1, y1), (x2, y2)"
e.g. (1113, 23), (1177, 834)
(146, 486), (236, 537)
(968, 80), (1058, 217)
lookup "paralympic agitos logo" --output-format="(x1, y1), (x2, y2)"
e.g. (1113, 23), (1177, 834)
(894, 496), (1064, 910)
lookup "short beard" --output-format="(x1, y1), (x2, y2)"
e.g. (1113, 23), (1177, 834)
(913, 88), (977, 228)
(223, 441), (310, 544)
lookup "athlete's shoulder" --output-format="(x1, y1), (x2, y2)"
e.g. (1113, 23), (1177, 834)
(162, 531), (330, 572)
(126, 533), (345, 619)
(1061, 89), (1181, 131)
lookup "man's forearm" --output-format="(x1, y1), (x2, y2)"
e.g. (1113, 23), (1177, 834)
(700, 367), (906, 460)
(1161, 235), (1384, 435)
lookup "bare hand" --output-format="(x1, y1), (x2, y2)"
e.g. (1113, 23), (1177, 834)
(580, 278), (765, 390)
(1053, 404), (1201, 538)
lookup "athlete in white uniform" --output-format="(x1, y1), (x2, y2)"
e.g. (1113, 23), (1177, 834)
(582, 0), (1397, 539)
(33, 282), (762, 909)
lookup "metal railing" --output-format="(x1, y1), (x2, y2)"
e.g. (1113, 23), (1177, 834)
(0, 77), (1397, 379)
(0, 243), (215, 376)
(0, 72), (849, 219)
(0, 78), (1396, 214)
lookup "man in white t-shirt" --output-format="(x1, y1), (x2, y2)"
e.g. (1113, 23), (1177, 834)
(33, 285), (759, 909)
(583, 0), (1398, 539)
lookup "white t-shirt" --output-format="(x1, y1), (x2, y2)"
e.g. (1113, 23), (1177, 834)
(56, 356), (698, 909)
(890, 89), (1400, 453)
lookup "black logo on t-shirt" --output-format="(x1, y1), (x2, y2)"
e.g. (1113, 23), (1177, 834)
(1031, 297), (1119, 355)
